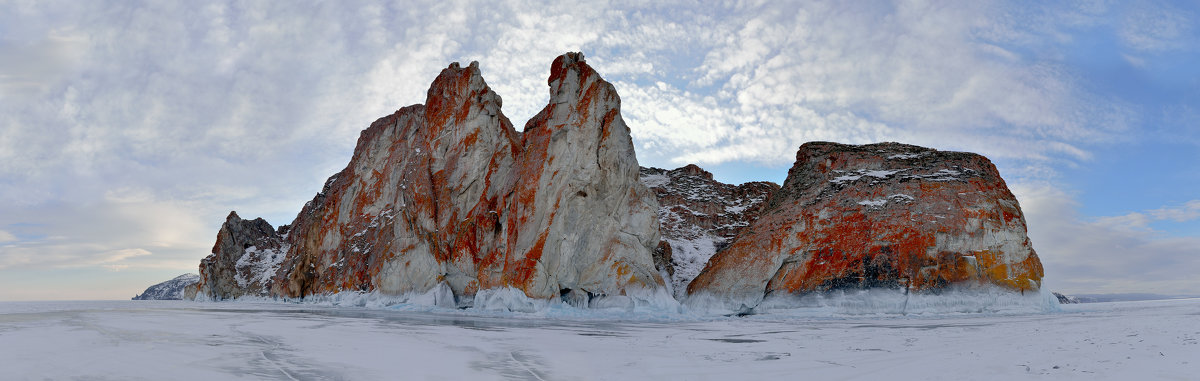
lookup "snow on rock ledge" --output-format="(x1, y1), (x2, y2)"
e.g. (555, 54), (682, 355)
(687, 142), (1044, 311)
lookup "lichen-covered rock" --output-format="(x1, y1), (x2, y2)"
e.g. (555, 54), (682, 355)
(196, 212), (287, 300)
(639, 165), (778, 297)
(195, 52), (664, 305)
(687, 142), (1044, 310)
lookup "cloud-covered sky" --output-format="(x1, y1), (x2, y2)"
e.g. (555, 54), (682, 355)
(2, 0), (1197, 300)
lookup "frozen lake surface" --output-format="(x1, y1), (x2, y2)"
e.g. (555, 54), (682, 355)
(1, 298), (1197, 380)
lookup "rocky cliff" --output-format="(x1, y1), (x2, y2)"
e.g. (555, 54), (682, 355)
(186, 54), (1045, 311)
(639, 165), (778, 297)
(195, 212), (289, 300)
(194, 53), (664, 306)
(133, 273), (200, 300)
(687, 142), (1043, 311)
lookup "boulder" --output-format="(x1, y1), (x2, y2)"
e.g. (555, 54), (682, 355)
(687, 142), (1044, 310)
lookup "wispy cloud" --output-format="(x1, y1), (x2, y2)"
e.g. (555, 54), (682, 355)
(1119, 0), (1195, 52)
(0, 0), (1195, 298)
(1149, 200), (1200, 222)
(1015, 184), (1200, 294)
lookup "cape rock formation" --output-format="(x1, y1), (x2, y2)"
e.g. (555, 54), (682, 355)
(194, 53), (664, 306)
(186, 53), (1045, 311)
(687, 142), (1044, 310)
(132, 273), (200, 300)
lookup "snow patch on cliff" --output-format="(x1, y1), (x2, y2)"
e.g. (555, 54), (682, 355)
(639, 173), (669, 188)
(831, 169), (905, 184)
(664, 234), (723, 298)
(857, 194), (916, 209)
(234, 245), (290, 291)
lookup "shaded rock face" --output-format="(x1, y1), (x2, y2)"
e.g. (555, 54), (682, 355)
(688, 142), (1044, 309)
(195, 53), (663, 303)
(197, 212), (288, 300)
(639, 165), (778, 297)
(133, 274), (199, 300)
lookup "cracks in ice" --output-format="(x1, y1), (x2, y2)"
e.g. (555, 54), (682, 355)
(508, 351), (549, 381)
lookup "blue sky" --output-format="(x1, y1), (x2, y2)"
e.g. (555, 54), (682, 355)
(1, 0), (1197, 300)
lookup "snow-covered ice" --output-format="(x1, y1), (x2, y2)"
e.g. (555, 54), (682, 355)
(1, 298), (1197, 379)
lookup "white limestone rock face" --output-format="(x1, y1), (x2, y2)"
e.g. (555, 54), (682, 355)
(192, 53), (665, 305)
(505, 52), (664, 299)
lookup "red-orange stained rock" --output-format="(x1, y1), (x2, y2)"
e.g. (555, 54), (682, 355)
(197, 53), (664, 302)
(688, 142), (1043, 307)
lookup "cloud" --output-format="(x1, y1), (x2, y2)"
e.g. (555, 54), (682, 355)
(1119, 1), (1194, 52)
(0, 1), (1194, 298)
(0, 198), (213, 271)
(0, 230), (15, 243)
(1087, 200), (1200, 234)
(593, 1), (1132, 171)
(0, 30), (86, 98)
(1149, 200), (1200, 222)
(1014, 184), (1200, 294)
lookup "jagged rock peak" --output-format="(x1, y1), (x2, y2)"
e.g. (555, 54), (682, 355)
(195, 211), (287, 300)
(674, 164), (713, 180)
(194, 52), (666, 306)
(548, 51), (586, 85)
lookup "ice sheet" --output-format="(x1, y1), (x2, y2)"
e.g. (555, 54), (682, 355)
(1, 298), (1197, 380)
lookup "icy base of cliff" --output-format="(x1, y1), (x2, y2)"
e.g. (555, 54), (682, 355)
(684, 286), (1060, 317)
(754, 287), (1061, 316)
(206, 285), (1060, 320)
(3, 298), (1198, 380)
(233, 284), (689, 321)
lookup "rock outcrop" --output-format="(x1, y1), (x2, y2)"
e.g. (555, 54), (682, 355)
(639, 165), (778, 297)
(132, 273), (200, 300)
(687, 142), (1044, 310)
(195, 212), (288, 300)
(194, 53), (664, 305)
(183, 53), (1047, 312)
